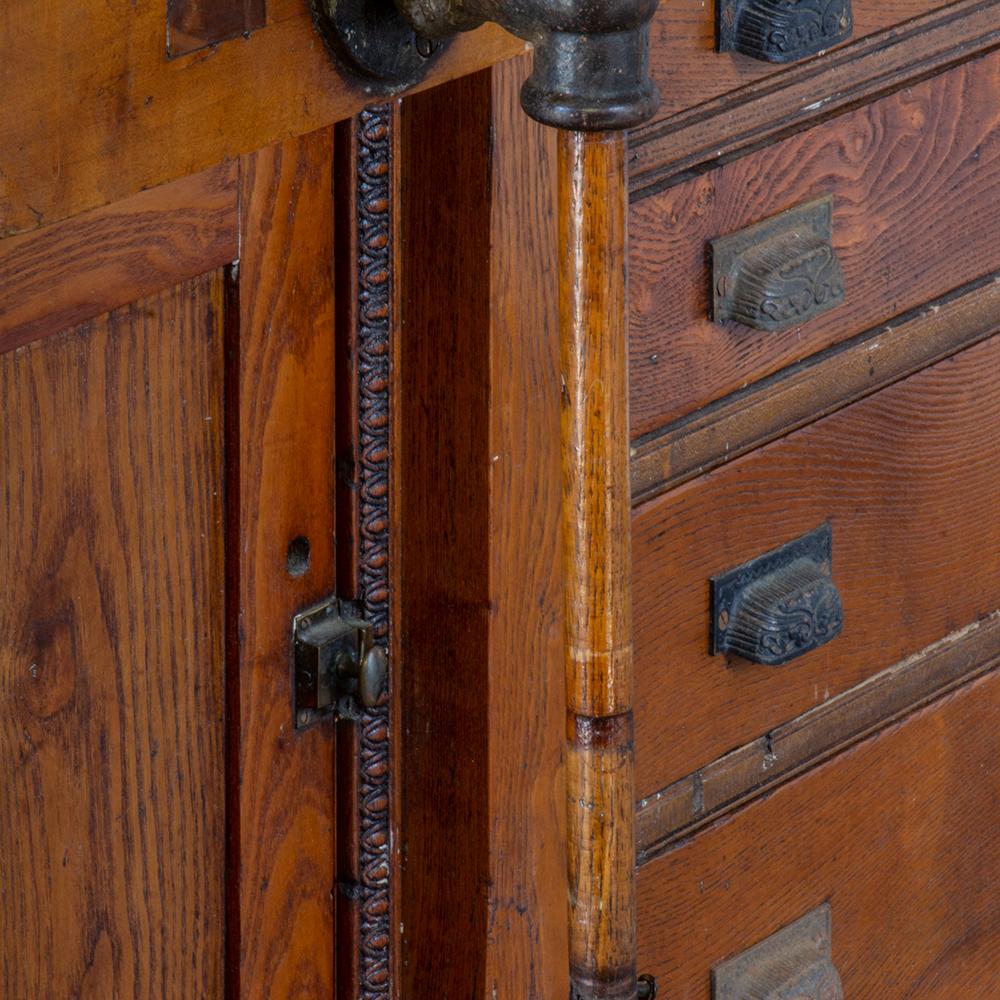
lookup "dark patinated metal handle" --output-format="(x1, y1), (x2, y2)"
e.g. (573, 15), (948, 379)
(712, 196), (845, 333)
(311, 0), (661, 131)
(718, 0), (854, 64)
(711, 524), (844, 666)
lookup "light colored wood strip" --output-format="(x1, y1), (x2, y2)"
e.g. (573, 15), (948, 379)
(0, 163), (238, 354)
(637, 612), (1000, 862)
(560, 130), (637, 999)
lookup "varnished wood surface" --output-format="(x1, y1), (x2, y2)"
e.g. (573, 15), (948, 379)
(637, 669), (1000, 998)
(559, 130), (637, 1000)
(0, 276), (226, 997)
(638, 612), (1000, 857)
(629, 50), (1000, 437)
(0, 0), (522, 237)
(0, 163), (238, 355)
(645, 0), (955, 125)
(229, 130), (338, 999)
(631, 273), (1000, 502)
(168, 0), (266, 57)
(399, 59), (570, 999)
(631, 0), (1000, 199)
(633, 333), (1000, 797)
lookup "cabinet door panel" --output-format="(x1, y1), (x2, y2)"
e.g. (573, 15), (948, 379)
(0, 275), (227, 997)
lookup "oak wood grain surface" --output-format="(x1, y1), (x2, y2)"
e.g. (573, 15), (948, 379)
(637, 669), (1000, 998)
(398, 59), (570, 999)
(629, 49), (1000, 437)
(229, 129), (338, 999)
(633, 332), (1000, 797)
(631, 0), (1000, 199)
(0, 163), (238, 355)
(645, 0), (954, 123)
(0, 275), (226, 997)
(559, 130), (638, 1000)
(0, 0), (522, 237)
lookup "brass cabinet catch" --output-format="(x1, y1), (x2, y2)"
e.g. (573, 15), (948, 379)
(293, 597), (388, 729)
(718, 0), (854, 64)
(711, 524), (843, 666)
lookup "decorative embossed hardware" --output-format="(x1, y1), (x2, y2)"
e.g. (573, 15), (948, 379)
(718, 0), (853, 64)
(713, 904), (843, 999)
(712, 196), (845, 333)
(711, 523), (843, 666)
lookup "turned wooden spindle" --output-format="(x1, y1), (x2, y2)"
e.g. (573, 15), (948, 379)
(559, 130), (637, 1000)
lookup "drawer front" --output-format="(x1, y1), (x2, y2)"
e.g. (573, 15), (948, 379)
(636, 668), (1000, 998)
(634, 332), (1000, 798)
(629, 49), (1000, 438)
(646, 0), (956, 123)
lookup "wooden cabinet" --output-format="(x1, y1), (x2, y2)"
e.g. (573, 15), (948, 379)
(3, 0), (1000, 997)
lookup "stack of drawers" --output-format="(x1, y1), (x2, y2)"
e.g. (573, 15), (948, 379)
(625, 2), (1000, 994)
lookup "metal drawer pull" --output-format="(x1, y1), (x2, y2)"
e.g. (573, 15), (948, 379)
(718, 0), (853, 64)
(713, 904), (843, 999)
(711, 195), (845, 333)
(711, 524), (843, 666)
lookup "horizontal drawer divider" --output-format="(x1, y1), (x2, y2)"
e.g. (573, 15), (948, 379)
(636, 610), (1000, 865)
(631, 272), (1000, 505)
(629, 0), (1000, 200)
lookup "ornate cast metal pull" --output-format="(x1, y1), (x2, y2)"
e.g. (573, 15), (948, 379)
(713, 904), (843, 999)
(310, 0), (661, 131)
(711, 524), (843, 666)
(711, 196), (845, 333)
(718, 0), (854, 64)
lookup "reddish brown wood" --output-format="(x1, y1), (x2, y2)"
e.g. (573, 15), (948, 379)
(229, 130), (338, 999)
(0, 5), (522, 237)
(633, 332), (1000, 797)
(631, 273), (1000, 503)
(559, 130), (637, 999)
(644, 0), (958, 124)
(0, 164), (238, 354)
(629, 50), (1000, 437)
(631, 0), (1000, 200)
(398, 57), (570, 999)
(637, 612), (1000, 856)
(637, 669), (1000, 998)
(168, 0), (266, 57)
(0, 275), (227, 997)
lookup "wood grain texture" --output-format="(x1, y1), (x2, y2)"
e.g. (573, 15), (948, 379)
(637, 612), (1000, 857)
(168, 0), (266, 57)
(644, 0), (954, 125)
(229, 130), (338, 1000)
(637, 669), (1000, 998)
(0, 275), (226, 998)
(0, 163), (238, 356)
(559, 131), (637, 1000)
(398, 58), (570, 999)
(633, 332), (1000, 798)
(629, 50), (1000, 437)
(0, 1), (522, 237)
(631, 273), (1000, 502)
(631, 0), (1000, 200)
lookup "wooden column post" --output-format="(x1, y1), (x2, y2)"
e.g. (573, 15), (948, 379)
(559, 130), (638, 1000)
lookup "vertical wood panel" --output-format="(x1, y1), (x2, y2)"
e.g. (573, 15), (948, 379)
(230, 128), (338, 999)
(398, 56), (569, 999)
(0, 275), (227, 998)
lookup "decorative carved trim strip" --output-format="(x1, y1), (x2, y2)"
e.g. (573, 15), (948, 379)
(355, 104), (393, 999)
(629, 0), (1000, 201)
(631, 273), (1000, 505)
(637, 611), (1000, 864)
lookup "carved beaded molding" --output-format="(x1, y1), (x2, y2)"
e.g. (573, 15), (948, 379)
(356, 103), (393, 999)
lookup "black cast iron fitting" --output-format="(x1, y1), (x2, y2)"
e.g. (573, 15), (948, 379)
(396, 0), (661, 130)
